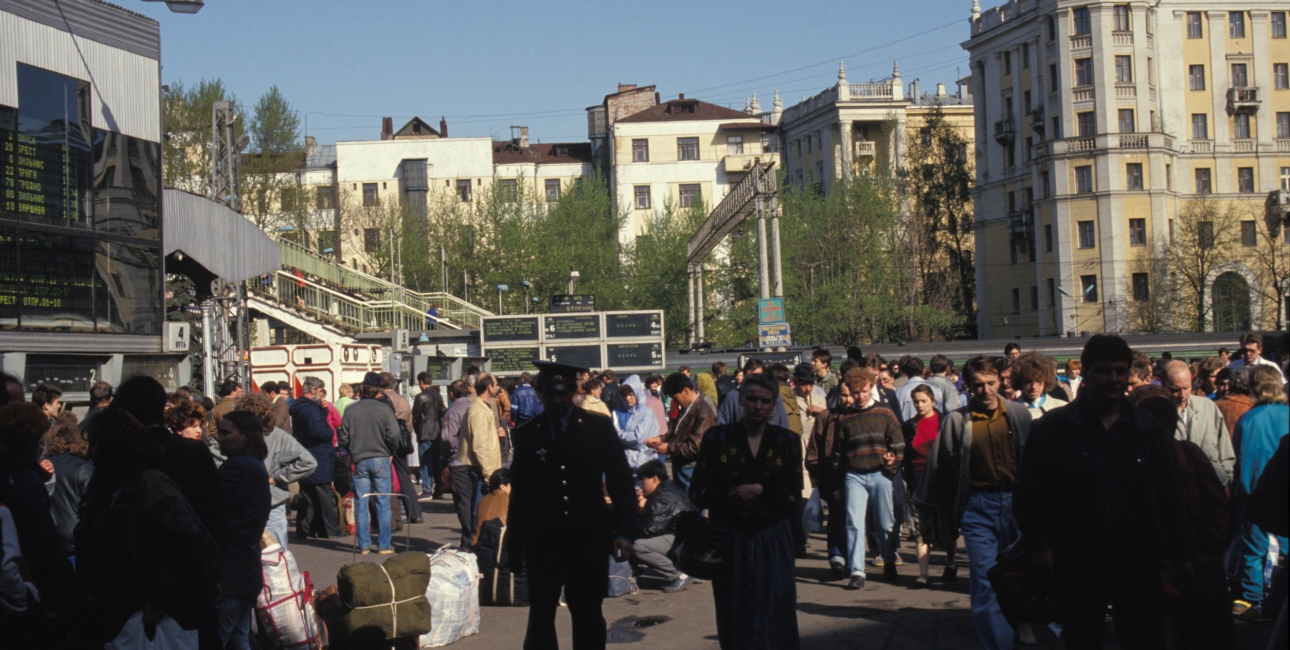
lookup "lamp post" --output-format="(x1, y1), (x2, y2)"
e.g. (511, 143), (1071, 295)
(141, 0), (204, 13)
(568, 269), (580, 295)
(497, 284), (509, 314)
(521, 280), (532, 314)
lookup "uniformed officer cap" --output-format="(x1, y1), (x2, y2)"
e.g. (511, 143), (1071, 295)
(532, 360), (587, 395)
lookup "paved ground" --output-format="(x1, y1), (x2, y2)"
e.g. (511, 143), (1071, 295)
(289, 498), (1275, 649)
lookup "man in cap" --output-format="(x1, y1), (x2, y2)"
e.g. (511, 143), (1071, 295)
(507, 361), (637, 650)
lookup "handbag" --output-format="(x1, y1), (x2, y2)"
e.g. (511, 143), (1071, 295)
(986, 536), (1058, 627)
(666, 511), (734, 581)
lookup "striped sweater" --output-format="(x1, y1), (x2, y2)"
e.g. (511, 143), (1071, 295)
(834, 404), (904, 477)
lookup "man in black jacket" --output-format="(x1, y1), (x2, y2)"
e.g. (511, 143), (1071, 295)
(507, 361), (637, 650)
(412, 372), (445, 500)
(632, 460), (698, 593)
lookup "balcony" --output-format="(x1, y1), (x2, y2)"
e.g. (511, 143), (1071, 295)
(1119, 134), (1148, 149)
(1189, 140), (1213, 154)
(1115, 83), (1136, 99)
(1029, 106), (1045, 133)
(1227, 87), (1260, 114)
(1007, 208), (1034, 239)
(1072, 87), (1095, 103)
(1112, 32), (1133, 46)
(853, 141), (877, 158)
(722, 152), (779, 173)
(1070, 35), (1091, 50)
(1277, 139), (1290, 154)
(994, 118), (1016, 145)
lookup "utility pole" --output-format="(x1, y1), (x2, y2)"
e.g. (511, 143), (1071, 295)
(756, 196), (770, 300)
(205, 100), (250, 394)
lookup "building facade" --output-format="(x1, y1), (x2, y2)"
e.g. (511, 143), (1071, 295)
(966, 0), (1290, 338)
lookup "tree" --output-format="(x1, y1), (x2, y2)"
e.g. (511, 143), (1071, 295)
(161, 78), (238, 193)
(240, 87), (305, 232)
(1247, 201), (1290, 330)
(1123, 247), (1180, 333)
(248, 86), (301, 156)
(625, 198), (708, 347)
(1171, 196), (1242, 331)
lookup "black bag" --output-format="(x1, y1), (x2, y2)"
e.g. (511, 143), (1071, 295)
(667, 511), (734, 581)
(475, 519), (528, 606)
(395, 420), (414, 457)
(333, 447), (354, 496)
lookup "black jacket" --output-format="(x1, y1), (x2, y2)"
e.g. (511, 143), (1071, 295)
(412, 388), (445, 442)
(48, 453), (93, 554)
(291, 397), (336, 485)
(638, 479), (697, 538)
(714, 376), (737, 406)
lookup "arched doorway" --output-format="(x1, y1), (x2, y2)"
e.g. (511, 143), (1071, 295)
(1212, 271), (1251, 332)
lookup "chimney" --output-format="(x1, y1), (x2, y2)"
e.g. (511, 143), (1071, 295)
(654, 91), (660, 105)
(381, 117), (393, 140)
(617, 83), (637, 93)
(519, 126), (529, 149)
(305, 135), (316, 157)
(678, 93), (685, 100)
(440, 116), (448, 138)
(910, 79), (920, 105)
(937, 83), (947, 96)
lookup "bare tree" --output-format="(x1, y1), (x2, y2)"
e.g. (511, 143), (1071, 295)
(1171, 196), (1242, 331)
(1247, 197), (1290, 329)
(1123, 247), (1179, 333)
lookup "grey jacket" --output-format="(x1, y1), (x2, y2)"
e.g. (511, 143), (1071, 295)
(338, 397), (401, 464)
(926, 374), (962, 413)
(265, 427), (317, 508)
(915, 399), (1033, 546)
(1176, 394), (1236, 485)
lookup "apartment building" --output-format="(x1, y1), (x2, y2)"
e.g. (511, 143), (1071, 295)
(966, 0), (1290, 338)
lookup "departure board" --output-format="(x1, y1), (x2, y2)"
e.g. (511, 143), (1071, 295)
(605, 312), (663, 339)
(544, 344), (602, 369)
(544, 314), (601, 340)
(423, 358), (455, 382)
(488, 347), (541, 374)
(482, 316), (540, 344)
(606, 342), (664, 369)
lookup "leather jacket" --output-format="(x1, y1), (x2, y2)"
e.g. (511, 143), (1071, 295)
(638, 479), (697, 538)
(48, 453), (93, 554)
(412, 388), (445, 442)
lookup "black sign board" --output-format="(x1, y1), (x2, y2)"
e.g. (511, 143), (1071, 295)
(607, 342), (663, 369)
(422, 358), (455, 382)
(544, 314), (601, 340)
(487, 347), (540, 374)
(544, 344), (602, 369)
(605, 312), (663, 339)
(549, 294), (595, 313)
(736, 351), (804, 370)
(482, 316), (540, 344)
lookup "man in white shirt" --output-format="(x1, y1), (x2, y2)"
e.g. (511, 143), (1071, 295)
(1226, 332), (1285, 382)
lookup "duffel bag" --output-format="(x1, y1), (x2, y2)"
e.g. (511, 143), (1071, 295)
(337, 553), (431, 644)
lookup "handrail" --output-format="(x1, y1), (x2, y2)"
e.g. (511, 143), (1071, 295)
(250, 270), (464, 333)
(687, 161), (777, 265)
(273, 236), (493, 328)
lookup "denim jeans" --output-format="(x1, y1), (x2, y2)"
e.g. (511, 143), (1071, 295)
(216, 596), (253, 650)
(354, 457), (393, 551)
(844, 470), (895, 577)
(266, 503), (288, 549)
(1234, 514), (1289, 604)
(418, 440), (439, 495)
(961, 490), (1018, 650)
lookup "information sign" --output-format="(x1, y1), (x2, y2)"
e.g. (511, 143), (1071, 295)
(488, 347), (541, 374)
(606, 342), (664, 369)
(758, 297), (786, 325)
(545, 314), (601, 340)
(544, 344), (603, 369)
(421, 358), (455, 382)
(481, 316), (540, 344)
(549, 294), (596, 313)
(736, 351), (804, 370)
(758, 323), (792, 349)
(605, 312), (663, 339)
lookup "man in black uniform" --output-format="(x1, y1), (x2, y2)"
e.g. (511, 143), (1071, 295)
(507, 361), (637, 650)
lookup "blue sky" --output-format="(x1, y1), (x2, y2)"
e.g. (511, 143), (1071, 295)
(133, 0), (975, 145)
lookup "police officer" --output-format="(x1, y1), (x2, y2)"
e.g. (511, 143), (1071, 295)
(506, 361), (637, 650)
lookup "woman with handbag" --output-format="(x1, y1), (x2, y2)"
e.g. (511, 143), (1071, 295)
(688, 373), (802, 650)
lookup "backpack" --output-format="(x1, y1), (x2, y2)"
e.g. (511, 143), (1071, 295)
(512, 384), (541, 421)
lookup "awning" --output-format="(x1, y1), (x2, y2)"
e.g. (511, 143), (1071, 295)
(163, 188), (281, 292)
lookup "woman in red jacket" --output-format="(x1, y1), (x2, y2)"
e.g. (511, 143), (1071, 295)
(902, 384), (947, 588)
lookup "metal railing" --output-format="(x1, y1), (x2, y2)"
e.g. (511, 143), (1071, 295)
(687, 161), (777, 265)
(251, 270), (450, 334)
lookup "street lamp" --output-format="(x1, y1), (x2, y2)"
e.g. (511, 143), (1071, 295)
(497, 284), (509, 314)
(142, 0), (204, 13)
(521, 280), (531, 314)
(568, 269), (580, 295)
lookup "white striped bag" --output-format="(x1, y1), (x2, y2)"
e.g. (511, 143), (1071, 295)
(256, 542), (324, 650)
(419, 548), (481, 648)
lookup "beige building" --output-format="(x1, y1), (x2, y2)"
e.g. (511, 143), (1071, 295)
(966, 0), (1290, 338)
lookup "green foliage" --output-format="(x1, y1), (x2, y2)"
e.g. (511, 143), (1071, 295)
(626, 198), (708, 347)
(249, 86), (301, 156)
(162, 78), (239, 195)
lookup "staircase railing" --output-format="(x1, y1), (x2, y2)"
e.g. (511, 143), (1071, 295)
(249, 270), (458, 334)
(274, 236), (492, 328)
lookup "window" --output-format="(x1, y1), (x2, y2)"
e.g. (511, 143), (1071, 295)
(363, 228), (380, 253)
(1275, 64), (1289, 90)
(1115, 56), (1133, 82)
(1189, 65), (1206, 90)
(795, 139), (801, 158)
(500, 179), (518, 202)
(316, 185), (336, 210)
(1166, 164), (1173, 190)
(677, 137), (700, 161)
(1119, 109), (1136, 134)
(1283, 166), (1290, 191)
(1234, 113), (1251, 139)
(361, 183), (378, 206)
(1053, 115), (1062, 139)
(1005, 96), (1014, 119)
(1199, 221), (1215, 249)
(678, 184), (701, 208)
(1047, 278), (1056, 306)
(1031, 286), (1039, 310)
(634, 185), (651, 210)
(1081, 275), (1099, 302)
(1022, 43), (1030, 68)
(1148, 57), (1155, 85)
(1195, 168), (1212, 194)
(727, 135), (744, 155)
(1275, 12), (1287, 39)
(805, 135), (813, 154)
(1127, 163), (1144, 191)
(456, 179), (471, 202)
(1041, 170), (1051, 198)
(632, 139), (649, 162)
(1241, 220), (1258, 246)
(1229, 12), (1245, 39)
(1076, 166), (1094, 194)
(1129, 217), (1146, 245)
(1132, 273), (1150, 301)
(1238, 167), (1255, 193)
(1006, 144), (1016, 168)
(1114, 5), (1130, 31)
(1279, 113), (1290, 138)
(1045, 224), (1053, 251)
(1047, 16), (1056, 41)
(1025, 136), (1033, 162)
(1169, 218), (1175, 243)
(545, 179), (561, 202)
(1023, 91), (1032, 113)
(1077, 112), (1096, 137)
(1231, 63), (1248, 87)
(1050, 64), (1059, 92)
(1004, 51), (1012, 75)
(1192, 114), (1209, 139)
(1186, 12), (1203, 39)
(1073, 7), (1091, 35)
(1012, 288), (1021, 313)
(1078, 220), (1096, 248)
(1075, 58), (1094, 85)
(1010, 238), (1019, 265)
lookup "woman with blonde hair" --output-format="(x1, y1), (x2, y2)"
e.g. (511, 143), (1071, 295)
(1230, 365), (1289, 621)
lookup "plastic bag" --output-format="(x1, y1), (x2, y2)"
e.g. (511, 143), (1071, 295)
(419, 548), (480, 648)
(256, 543), (324, 650)
(341, 492), (356, 536)
(104, 611), (197, 650)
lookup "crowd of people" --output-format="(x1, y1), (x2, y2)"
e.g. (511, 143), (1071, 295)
(0, 330), (1286, 650)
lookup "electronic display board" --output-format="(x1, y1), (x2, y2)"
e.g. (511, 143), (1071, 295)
(549, 294), (595, 313)
(488, 347), (541, 374)
(605, 312), (663, 339)
(482, 316), (540, 344)
(422, 358), (455, 382)
(606, 342), (664, 369)
(544, 314), (601, 340)
(543, 344), (602, 369)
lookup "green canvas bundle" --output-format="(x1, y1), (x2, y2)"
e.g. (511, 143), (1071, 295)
(337, 552), (432, 643)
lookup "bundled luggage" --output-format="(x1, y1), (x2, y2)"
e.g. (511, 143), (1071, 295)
(337, 553), (431, 646)
(473, 519), (528, 606)
(419, 548), (480, 647)
(256, 541), (325, 650)
(607, 556), (638, 598)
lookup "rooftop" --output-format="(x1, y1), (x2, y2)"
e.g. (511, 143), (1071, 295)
(616, 97), (754, 124)
(492, 141), (593, 165)
(91, 0), (159, 23)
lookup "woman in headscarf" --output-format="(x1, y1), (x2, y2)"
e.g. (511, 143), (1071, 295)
(696, 373), (719, 408)
(613, 376), (659, 469)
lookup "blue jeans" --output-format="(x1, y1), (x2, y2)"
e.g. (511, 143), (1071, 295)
(354, 457), (393, 551)
(216, 596), (253, 650)
(266, 503), (288, 549)
(1234, 514), (1289, 604)
(961, 491), (1018, 650)
(844, 470), (895, 577)
(418, 440), (438, 494)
